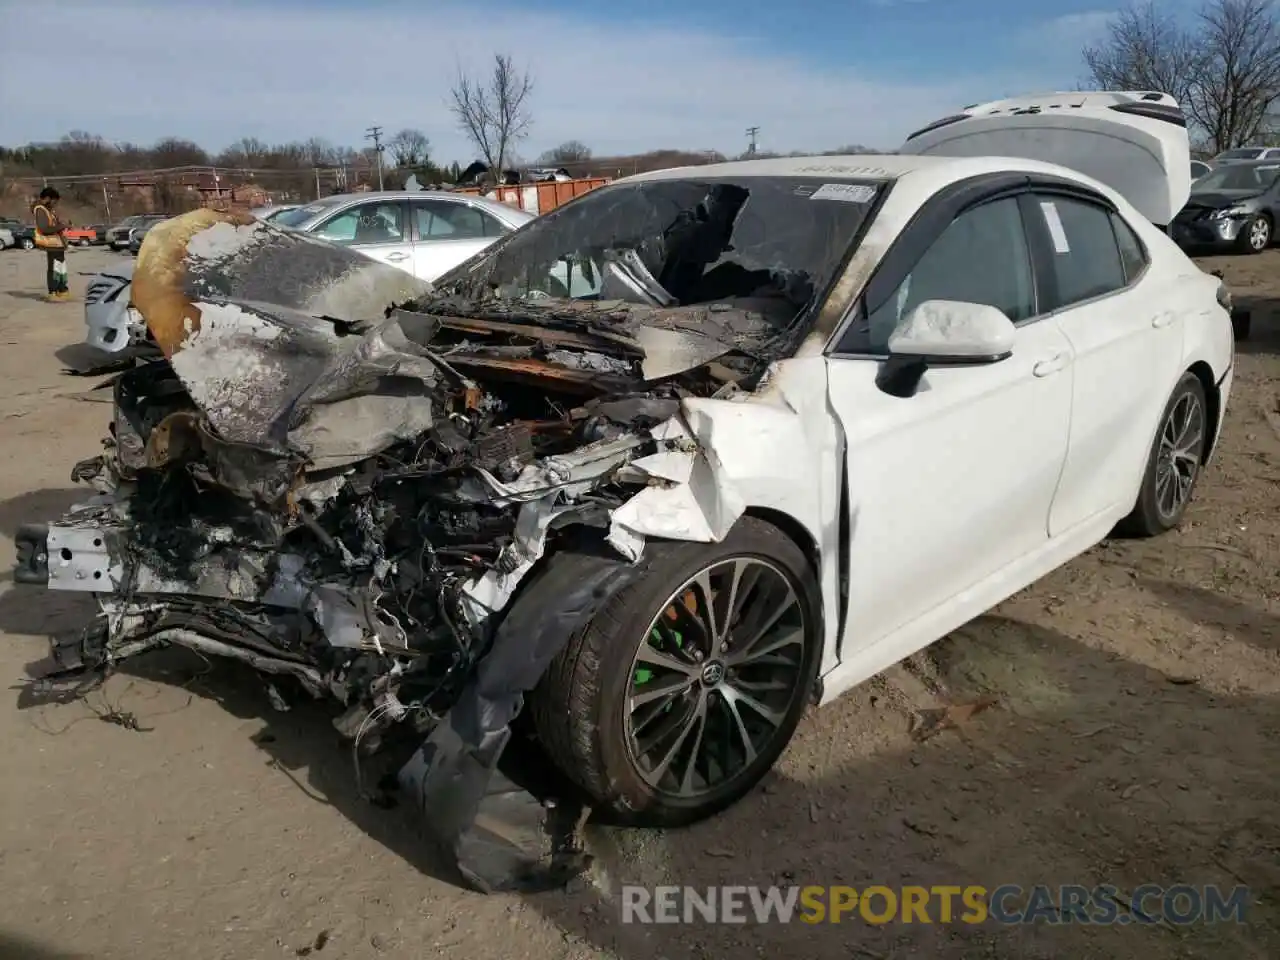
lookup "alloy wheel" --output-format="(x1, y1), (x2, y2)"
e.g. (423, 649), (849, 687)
(623, 556), (809, 800)
(1155, 390), (1204, 520)
(1250, 218), (1270, 251)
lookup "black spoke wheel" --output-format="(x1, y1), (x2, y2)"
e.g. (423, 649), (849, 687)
(531, 518), (822, 826)
(1118, 372), (1209, 537)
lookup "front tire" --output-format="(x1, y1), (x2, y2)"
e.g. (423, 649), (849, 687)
(531, 517), (822, 826)
(1238, 214), (1271, 254)
(1117, 372), (1208, 537)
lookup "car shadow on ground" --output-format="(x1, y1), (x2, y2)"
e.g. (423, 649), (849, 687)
(0, 931), (93, 959)
(10, 592), (1280, 959)
(53, 343), (133, 377)
(1231, 293), (1280, 358)
(0, 488), (98, 639)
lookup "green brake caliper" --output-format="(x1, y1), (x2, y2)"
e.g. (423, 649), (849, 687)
(634, 624), (684, 697)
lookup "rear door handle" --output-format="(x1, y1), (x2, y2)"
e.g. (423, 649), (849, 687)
(386, 252), (410, 262)
(1033, 353), (1068, 377)
(1152, 312), (1174, 328)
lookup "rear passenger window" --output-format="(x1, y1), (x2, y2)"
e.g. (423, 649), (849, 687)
(1035, 196), (1125, 308)
(1111, 213), (1147, 282)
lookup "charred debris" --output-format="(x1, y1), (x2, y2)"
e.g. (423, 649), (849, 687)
(81, 291), (784, 681)
(39, 198), (815, 890)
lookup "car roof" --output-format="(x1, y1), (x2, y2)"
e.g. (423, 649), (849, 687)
(1203, 158), (1280, 172)
(623, 154), (946, 183)
(292, 189), (535, 222)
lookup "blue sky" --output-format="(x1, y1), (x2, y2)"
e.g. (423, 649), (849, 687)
(0, 0), (1124, 162)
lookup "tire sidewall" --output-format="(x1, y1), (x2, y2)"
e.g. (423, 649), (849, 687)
(586, 521), (823, 824)
(1135, 373), (1207, 532)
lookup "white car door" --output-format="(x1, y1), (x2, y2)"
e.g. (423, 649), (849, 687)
(409, 198), (509, 282)
(309, 200), (414, 274)
(1023, 191), (1186, 536)
(826, 195), (1075, 652)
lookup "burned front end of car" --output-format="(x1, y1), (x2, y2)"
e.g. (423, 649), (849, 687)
(14, 177), (879, 891)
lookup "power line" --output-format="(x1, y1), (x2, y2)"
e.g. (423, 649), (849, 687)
(745, 126), (759, 156)
(365, 125), (385, 190)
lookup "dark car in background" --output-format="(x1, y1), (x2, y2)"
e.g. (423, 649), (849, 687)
(1, 218), (36, 250)
(127, 216), (168, 255)
(105, 215), (166, 251)
(1170, 159), (1280, 254)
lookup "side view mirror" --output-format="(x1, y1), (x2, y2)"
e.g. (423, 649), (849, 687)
(876, 299), (1016, 398)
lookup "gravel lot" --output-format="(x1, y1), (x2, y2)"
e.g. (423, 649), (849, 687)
(0, 244), (1277, 960)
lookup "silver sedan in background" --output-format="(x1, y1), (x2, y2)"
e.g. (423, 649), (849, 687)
(271, 190), (534, 281)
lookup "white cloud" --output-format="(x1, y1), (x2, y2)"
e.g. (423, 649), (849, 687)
(1033, 10), (1117, 50)
(0, 0), (1051, 161)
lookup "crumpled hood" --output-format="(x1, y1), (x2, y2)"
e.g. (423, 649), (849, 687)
(1184, 189), (1263, 209)
(129, 209), (777, 476)
(131, 209), (442, 471)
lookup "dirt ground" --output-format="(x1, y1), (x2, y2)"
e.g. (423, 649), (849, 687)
(0, 243), (1276, 960)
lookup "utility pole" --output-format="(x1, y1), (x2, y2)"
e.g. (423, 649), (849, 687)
(314, 167), (321, 200)
(745, 126), (759, 156)
(101, 178), (111, 221)
(365, 125), (385, 190)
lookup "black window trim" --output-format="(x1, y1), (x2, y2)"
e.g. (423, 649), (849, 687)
(313, 198), (409, 247)
(826, 171), (1047, 358)
(1020, 180), (1150, 315)
(410, 196), (504, 243)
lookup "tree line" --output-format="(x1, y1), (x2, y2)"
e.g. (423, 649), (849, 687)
(1083, 0), (1280, 152)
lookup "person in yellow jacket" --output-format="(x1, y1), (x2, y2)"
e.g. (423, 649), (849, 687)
(33, 187), (71, 301)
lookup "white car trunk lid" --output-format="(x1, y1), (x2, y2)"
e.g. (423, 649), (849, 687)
(898, 91), (1192, 225)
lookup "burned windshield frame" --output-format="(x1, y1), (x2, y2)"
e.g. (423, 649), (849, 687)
(435, 175), (888, 324)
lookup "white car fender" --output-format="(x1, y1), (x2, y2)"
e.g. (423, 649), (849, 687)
(608, 355), (845, 677)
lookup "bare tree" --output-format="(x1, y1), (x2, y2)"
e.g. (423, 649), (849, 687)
(151, 138), (209, 167)
(389, 128), (431, 167)
(1082, 2), (1202, 108)
(450, 53), (534, 174)
(539, 140), (591, 164)
(1082, 0), (1280, 151)
(1188, 0), (1280, 150)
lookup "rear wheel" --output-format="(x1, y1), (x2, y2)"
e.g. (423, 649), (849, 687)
(1117, 372), (1208, 537)
(19, 238), (34, 250)
(531, 518), (822, 826)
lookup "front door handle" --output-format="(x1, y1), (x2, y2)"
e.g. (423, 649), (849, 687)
(1152, 312), (1174, 328)
(1033, 353), (1068, 377)
(386, 252), (410, 262)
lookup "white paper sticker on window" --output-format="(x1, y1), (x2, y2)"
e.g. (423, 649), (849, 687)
(1040, 201), (1071, 253)
(811, 183), (877, 203)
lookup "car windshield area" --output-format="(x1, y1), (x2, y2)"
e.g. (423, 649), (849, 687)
(1195, 164), (1280, 192)
(439, 175), (886, 329)
(272, 201), (341, 229)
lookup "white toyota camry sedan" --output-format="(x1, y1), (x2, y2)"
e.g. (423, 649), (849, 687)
(14, 91), (1233, 888)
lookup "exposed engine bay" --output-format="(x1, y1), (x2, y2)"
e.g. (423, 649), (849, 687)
(14, 180), (869, 891)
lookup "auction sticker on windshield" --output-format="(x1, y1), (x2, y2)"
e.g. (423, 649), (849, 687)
(810, 183), (877, 203)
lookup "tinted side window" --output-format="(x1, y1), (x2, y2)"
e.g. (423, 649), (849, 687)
(856, 196), (1034, 353)
(1035, 196), (1125, 308)
(314, 202), (405, 245)
(415, 200), (502, 240)
(1111, 213), (1147, 283)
